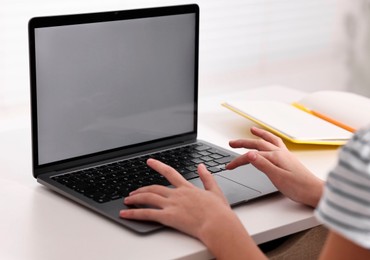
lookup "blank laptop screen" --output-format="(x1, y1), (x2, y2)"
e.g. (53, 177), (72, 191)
(34, 13), (196, 165)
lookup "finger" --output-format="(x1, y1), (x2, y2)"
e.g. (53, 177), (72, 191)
(226, 151), (255, 170)
(124, 192), (168, 209)
(229, 138), (276, 152)
(197, 164), (220, 192)
(250, 127), (286, 149)
(226, 150), (284, 170)
(147, 158), (190, 188)
(120, 208), (163, 223)
(254, 150), (284, 167)
(197, 164), (228, 203)
(129, 184), (172, 197)
(246, 151), (286, 181)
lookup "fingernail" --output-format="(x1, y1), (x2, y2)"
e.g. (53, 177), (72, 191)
(248, 151), (257, 161)
(200, 163), (208, 171)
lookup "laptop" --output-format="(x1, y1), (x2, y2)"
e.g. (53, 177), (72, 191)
(28, 4), (277, 233)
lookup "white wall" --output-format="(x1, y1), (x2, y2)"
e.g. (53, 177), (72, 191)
(342, 0), (370, 97)
(0, 0), (350, 109)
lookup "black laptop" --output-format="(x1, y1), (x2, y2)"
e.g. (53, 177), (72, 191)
(28, 4), (277, 233)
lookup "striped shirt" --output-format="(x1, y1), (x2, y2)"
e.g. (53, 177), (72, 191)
(315, 127), (370, 249)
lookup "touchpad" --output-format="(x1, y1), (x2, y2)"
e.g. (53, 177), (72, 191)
(189, 175), (261, 206)
(216, 164), (278, 194)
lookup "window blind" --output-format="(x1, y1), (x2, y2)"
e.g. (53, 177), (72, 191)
(199, 0), (339, 71)
(0, 0), (342, 106)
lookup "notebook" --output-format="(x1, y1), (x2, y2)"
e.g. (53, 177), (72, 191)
(28, 4), (277, 233)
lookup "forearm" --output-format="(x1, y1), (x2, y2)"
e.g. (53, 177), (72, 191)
(320, 231), (370, 260)
(305, 176), (325, 208)
(198, 211), (267, 260)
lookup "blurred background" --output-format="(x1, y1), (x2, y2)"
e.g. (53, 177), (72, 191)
(1, 0), (369, 124)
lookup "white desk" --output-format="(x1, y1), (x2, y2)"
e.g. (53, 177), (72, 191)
(0, 86), (340, 260)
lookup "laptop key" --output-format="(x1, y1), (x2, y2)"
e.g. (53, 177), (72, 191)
(200, 156), (213, 162)
(182, 172), (198, 180)
(214, 156), (233, 164)
(205, 161), (218, 167)
(191, 158), (203, 164)
(194, 145), (209, 151)
(207, 166), (222, 173)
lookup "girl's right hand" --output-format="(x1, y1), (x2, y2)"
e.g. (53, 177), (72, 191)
(226, 127), (324, 208)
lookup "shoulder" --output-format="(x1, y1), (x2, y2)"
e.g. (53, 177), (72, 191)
(331, 127), (370, 190)
(315, 127), (370, 249)
(339, 127), (370, 174)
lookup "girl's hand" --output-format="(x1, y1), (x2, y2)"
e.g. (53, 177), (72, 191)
(226, 127), (324, 208)
(120, 159), (265, 259)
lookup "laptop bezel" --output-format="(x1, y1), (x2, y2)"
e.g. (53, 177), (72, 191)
(28, 4), (199, 177)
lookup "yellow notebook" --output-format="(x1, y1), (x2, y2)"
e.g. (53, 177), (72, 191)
(222, 90), (370, 145)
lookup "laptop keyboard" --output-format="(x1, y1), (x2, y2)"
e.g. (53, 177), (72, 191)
(51, 143), (234, 203)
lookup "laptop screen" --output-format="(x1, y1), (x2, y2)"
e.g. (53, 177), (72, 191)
(31, 9), (197, 165)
